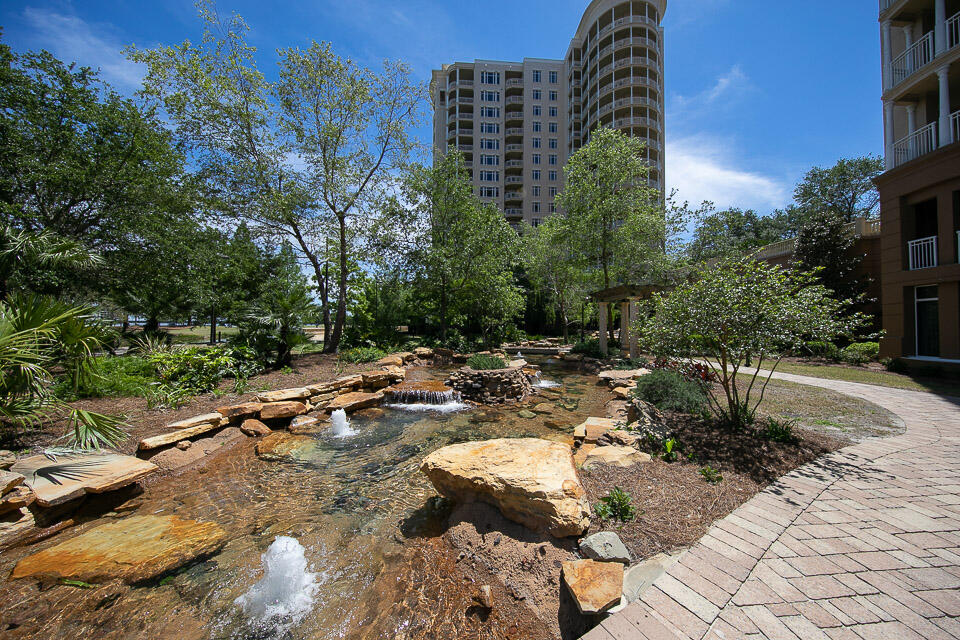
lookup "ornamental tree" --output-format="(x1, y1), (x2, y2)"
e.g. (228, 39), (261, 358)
(640, 257), (869, 430)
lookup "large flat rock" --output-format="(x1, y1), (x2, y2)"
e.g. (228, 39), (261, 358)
(11, 514), (227, 584)
(326, 391), (382, 413)
(562, 559), (624, 614)
(573, 417), (617, 444)
(420, 438), (590, 537)
(11, 453), (157, 507)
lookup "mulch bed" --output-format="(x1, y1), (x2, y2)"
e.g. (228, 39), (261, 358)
(6, 353), (372, 457)
(580, 412), (848, 562)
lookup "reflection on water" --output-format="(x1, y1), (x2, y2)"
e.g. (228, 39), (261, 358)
(0, 362), (609, 640)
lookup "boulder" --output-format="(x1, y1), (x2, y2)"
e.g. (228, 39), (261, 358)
(413, 346), (434, 359)
(326, 391), (382, 413)
(145, 427), (243, 472)
(0, 485), (34, 515)
(289, 414), (319, 431)
(138, 418), (227, 451)
(561, 559), (624, 614)
(0, 470), (24, 495)
(255, 433), (318, 461)
(420, 438), (590, 537)
(260, 401), (308, 420)
(580, 532), (632, 564)
(256, 387), (311, 403)
(377, 355), (404, 368)
(532, 403), (555, 414)
(598, 429), (642, 448)
(0, 450), (16, 470)
(11, 514), (227, 585)
(12, 453), (157, 507)
(626, 399), (670, 441)
(240, 419), (272, 437)
(573, 417), (616, 444)
(612, 386), (631, 399)
(517, 410), (537, 419)
(215, 402), (263, 421)
(597, 369), (649, 388)
(166, 413), (224, 430)
(176, 440), (192, 450)
(563, 353), (584, 362)
(395, 351), (416, 363)
(583, 446), (651, 469)
(360, 370), (396, 389)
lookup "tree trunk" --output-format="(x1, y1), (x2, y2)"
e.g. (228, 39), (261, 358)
(324, 215), (348, 353)
(439, 277), (448, 342)
(559, 297), (569, 343)
(209, 309), (217, 345)
(144, 315), (159, 334)
(322, 260), (331, 347)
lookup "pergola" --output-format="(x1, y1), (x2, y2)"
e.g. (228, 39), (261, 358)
(589, 283), (669, 358)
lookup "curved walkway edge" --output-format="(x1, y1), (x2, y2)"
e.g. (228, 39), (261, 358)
(585, 371), (960, 640)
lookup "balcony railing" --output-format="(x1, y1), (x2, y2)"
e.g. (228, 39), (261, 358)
(504, 208), (523, 217)
(893, 122), (937, 168)
(505, 144), (523, 152)
(505, 96), (524, 105)
(505, 176), (523, 184)
(879, 0), (896, 14)
(505, 191), (523, 201)
(952, 110), (960, 145)
(892, 32), (934, 86)
(599, 14), (657, 39)
(506, 79), (523, 88)
(908, 235), (938, 270)
(752, 218), (881, 261)
(949, 11), (960, 50)
(505, 128), (523, 137)
(505, 160), (523, 169)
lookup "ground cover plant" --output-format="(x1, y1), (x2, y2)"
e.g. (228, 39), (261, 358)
(466, 354), (507, 370)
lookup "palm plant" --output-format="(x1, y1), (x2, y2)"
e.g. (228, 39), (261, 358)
(0, 224), (102, 298)
(240, 283), (315, 368)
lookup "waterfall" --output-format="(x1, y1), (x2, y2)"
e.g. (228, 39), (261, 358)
(234, 536), (319, 635)
(532, 371), (561, 388)
(330, 409), (355, 437)
(386, 387), (469, 413)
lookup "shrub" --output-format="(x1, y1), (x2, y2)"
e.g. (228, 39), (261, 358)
(150, 345), (261, 395)
(339, 346), (387, 364)
(759, 417), (798, 443)
(651, 357), (719, 383)
(700, 466), (723, 484)
(571, 338), (604, 359)
(54, 356), (157, 400)
(593, 487), (636, 522)
(633, 369), (709, 415)
(467, 353), (507, 370)
(841, 342), (879, 365)
(882, 357), (908, 374)
(806, 340), (840, 361)
(614, 357), (650, 370)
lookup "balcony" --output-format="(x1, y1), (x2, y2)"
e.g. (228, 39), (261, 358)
(753, 218), (882, 261)
(597, 37), (659, 60)
(893, 122), (938, 168)
(506, 79), (523, 88)
(505, 128), (524, 137)
(892, 32), (934, 87)
(879, 0), (896, 14)
(908, 235), (938, 270)
(505, 144), (523, 153)
(951, 11), (960, 50)
(504, 208), (523, 217)
(505, 176), (523, 185)
(505, 159), (523, 169)
(505, 96), (524, 106)
(953, 110), (960, 144)
(599, 14), (657, 39)
(456, 96), (474, 104)
(505, 191), (523, 202)
(448, 80), (473, 90)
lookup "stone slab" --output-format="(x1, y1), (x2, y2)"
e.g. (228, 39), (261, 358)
(166, 412), (223, 430)
(573, 417), (617, 443)
(138, 418), (227, 450)
(0, 470), (24, 495)
(215, 402), (263, 421)
(12, 453), (157, 507)
(256, 387), (310, 403)
(326, 391), (382, 413)
(562, 559), (624, 614)
(11, 514), (227, 584)
(260, 401), (308, 420)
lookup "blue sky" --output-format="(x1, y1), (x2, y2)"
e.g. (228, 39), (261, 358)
(1, 0), (883, 213)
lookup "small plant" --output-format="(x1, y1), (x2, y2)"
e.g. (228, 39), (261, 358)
(614, 357), (650, 370)
(806, 340), (840, 361)
(593, 486), (637, 522)
(661, 437), (678, 462)
(633, 369), (709, 415)
(279, 365), (293, 375)
(466, 353), (507, 370)
(760, 417), (798, 443)
(700, 465), (723, 484)
(129, 332), (174, 356)
(571, 338), (604, 359)
(841, 342), (879, 365)
(339, 346), (387, 364)
(882, 357), (908, 374)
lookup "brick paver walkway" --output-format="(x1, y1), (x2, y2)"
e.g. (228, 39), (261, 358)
(585, 371), (960, 640)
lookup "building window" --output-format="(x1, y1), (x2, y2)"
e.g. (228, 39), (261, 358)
(549, 203), (557, 213)
(532, 137), (542, 149)
(480, 90), (500, 102)
(532, 169), (542, 180)
(480, 71), (500, 84)
(549, 138), (558, 149)
(549, 122), (558, 133)
(549, 90), (558, 101)
(549, 154), (558, 166)
(549, 186), (557, 197)
(533, 69), (542, 82)
(549, 106), (558, 117)
(533, 89), (542, 100)
(481, 138), (500, 150)
(533, 121), (542, 132)
(549, 70), (558, 83)
(480, 122), (500, 134)
(549, 170), (557, 181)
(532, 154), (541, 165)
(532, 217), (542, 227)
(480, 154), (500, 166)
(480, 171), (500, 182)
(533, 202), (541, 213)
(480, 186), (500, 198)
(480, 106), (500, 118)
(533, 105), (542, 116)
(532, 185), (541, 196)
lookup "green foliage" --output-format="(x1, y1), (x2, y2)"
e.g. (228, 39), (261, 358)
(633, 369), (709, 415)
(615, 357), (651, 370)
(149, 346), (260, 396)
(841, 342), (879, 365)
(571, 338), (604, 359)
(759, 417), (798, 444)
(593, 487), (637, 523)
(339, 346), (387, 364)
(660, 437), (678, 463)
(466, 354), (507, 370)
(699, 466), (723, 484)
(792, 156), (883, 222)
(686, 208), (788, 263)
(641, 257), (869, 431)
(882, 357), (908, 374)
(54, 356), (157, 400)
(793, 210), (866, 304)
(806, 340), (840, 360)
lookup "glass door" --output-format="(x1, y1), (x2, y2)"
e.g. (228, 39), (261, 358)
(915, 286), (939, 357)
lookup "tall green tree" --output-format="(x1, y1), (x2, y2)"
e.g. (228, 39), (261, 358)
(524, 216), (589, 342)
(686, 208), (788, 263)
(793, 210), (866, 306)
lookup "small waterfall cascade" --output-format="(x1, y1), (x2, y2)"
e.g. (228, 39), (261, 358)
(532, 370), (561, 388)
(385, 382), (469, 413)
(234, 536), (319, 633)
(390, 387), (463, 405)
(330, 409), (355, 437)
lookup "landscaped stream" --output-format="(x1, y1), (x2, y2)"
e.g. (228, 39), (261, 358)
(0, 361), (611, 639)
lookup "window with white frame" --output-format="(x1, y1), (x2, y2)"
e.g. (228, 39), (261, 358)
(480, 154), (500, 166)
(549, 106), (558, 117)
(480, 90), (500, 102)
(533, 89), (542, 100)
(549, 154), (557, 165)
(481, 138), (500, 150)
(549, 186), (557, 197)
(532, 185), (541, 196)
(532, 154), (541, 165)
(480, 71), (500, 84)
(549, 70), (558, 83)
(532, 217), (542, 227)
(479, 186), (500, 198)
(533, 105), (542, 116)
(549, 138), (558, 149)
(549, 122), (558, 133)
(532, 202), (541, 213)
(532, 69), (542, 82)
(532, 169), (542, 180)
(549, 170), (557, 181)
(480, 170), (500, 182)
(532, 121), (542, 132)
(549, 203), (557, 213)
(480, 122), (500, 134)
(532, 137), (542, 149)
(549, 90), (557, 101)
(480, 106), (500, 118)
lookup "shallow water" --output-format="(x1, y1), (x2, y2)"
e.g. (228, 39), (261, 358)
(0, 362), (609, 640)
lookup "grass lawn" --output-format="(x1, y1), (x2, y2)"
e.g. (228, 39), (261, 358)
(756, 360), (960, 397)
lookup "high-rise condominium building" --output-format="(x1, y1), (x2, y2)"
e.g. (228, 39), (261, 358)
(875, 0), (960, 365)
(431, 0), (666, 229)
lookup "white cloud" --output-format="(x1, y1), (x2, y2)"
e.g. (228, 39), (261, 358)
(20, 6), (143, 90)
(666, 135), (790, 211)
(669, 65), (753, 119)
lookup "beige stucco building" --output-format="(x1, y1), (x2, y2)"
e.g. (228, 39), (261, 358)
(431, 0), (666, 229)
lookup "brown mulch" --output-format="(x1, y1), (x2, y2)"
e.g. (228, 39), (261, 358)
(11, 353), (371, 457)
(580, 414), (848, 562)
